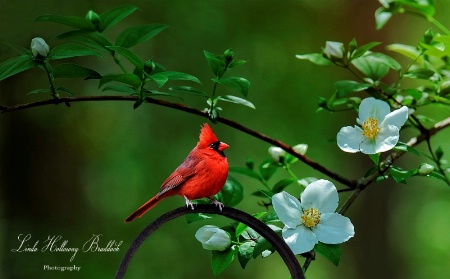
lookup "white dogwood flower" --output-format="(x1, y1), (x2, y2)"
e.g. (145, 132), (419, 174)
(337, 97), (408, 154)
(272, 180), (354, 254)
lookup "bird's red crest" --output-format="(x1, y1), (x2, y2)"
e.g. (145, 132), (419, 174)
(197, 123), (219, 148)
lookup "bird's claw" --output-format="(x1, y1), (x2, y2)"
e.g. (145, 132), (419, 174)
(210, 199), (224, 211)
(184, 196), (195, 210)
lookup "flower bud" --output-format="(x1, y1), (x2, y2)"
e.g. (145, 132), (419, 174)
(323, 41), (344, 61)
(292, 144), (308, 155)
(224, 49), (234, 64)
(195, 225), (231, 251)
(86, 10), (101, 30)
(144, 60), (156, 74)
(418, 163), (434, 176)
(268, 146), (286, 163)
(30, 37), (50, 58)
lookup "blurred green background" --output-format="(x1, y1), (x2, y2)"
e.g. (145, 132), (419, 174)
(1, 0), (450, 278)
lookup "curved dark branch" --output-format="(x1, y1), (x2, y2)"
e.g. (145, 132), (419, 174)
(0, 95), (353, 187)
(116, 204), (304, 279)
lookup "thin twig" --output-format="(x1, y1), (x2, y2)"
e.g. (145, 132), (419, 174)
(0, 95), (354, 187)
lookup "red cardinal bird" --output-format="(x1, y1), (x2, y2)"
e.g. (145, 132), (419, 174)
(125, 123), (229, 223)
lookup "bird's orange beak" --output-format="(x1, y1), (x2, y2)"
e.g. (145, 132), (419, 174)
(218, 142), (229, 151)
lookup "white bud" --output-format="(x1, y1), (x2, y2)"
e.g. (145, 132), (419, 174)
(30, 37), (50, 57)
(292, 144), (308, 155)
(262, 250), (272, 258)
(418, 163), (434, 176)
(268, 146), (286, 163)
(195, 225), (231, 251)
(324, 41), (344, 60)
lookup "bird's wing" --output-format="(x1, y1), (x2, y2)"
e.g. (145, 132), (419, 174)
(158, 158), (196, 196)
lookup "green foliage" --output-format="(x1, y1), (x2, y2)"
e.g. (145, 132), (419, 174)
(115, 24), (169, 48)
(211, 247), (238, 276)
(201, 49), (254, 121)
(314, 242), (341, 266)
(215, 176), (244, 207)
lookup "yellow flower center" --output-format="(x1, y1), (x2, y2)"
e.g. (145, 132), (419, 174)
(362, 117), (380, 140)
(301, 208), (321, 228)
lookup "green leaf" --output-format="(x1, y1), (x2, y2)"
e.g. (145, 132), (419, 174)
(375, 8), (393, 30)
(229, 167), (261, 181)
(252, 237), (272, 259)
(57, 30), (113, 53)
(204, 50), (226, 77)
(53, 63), (101, 79)
(28, 88), (51, 95)
(148, 71), (201, 88)
(48, 44), (103, 60)
(56, 86), (75, 96)
(213, 77), (250, 97)
(228, 59), (247, 69)
(403, 68), (435, 79)
(216, 176), (244, 207)
(390, 166), (417, 183)
(295, 53), (334, 66)
(106, 46), (143, 69)
(369, 52), (402, 71)
(259, 158), (278, 181)
(393, 142), (421, 156)
(35, 14), (93, 30)
(235, 212), (266, 238)
(238, 242), (255, 269)
(169, 86), (209, 97)
(133, 99), (144, 109)
(369, 153), (380, 166)
(99, 74), (141, 88)
(351, 54), (390, 80)
(251, 190), (275, 198)
(115, 24), (169, 48)
(218, 95), (255, 109)
(212, 248), (237, 276)
(428, 171), (450, 185)
(0, 55), (36, 81)
(185, 213), (213, 224)
(334, 80), (371, 98)
(272, 178), (297, 193)
(387, 44), (422, 61)
(435, 146), (444, 161)
(3, 42), (32, 56)
(399, 0), (435, 19)
(259, 212), (279, 223)
(314, 242), (341, 266)
(99, 5), (138, 31)
(350, 41), (381, 60)
(102, 85), (137, 94)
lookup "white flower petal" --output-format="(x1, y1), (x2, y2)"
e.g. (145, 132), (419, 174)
(374, 125), (400, 153)
(300, 180), (338, 213)
(357, 97), (390, 124)
(313, 213), (355, 244)
(282, 225), (318, 254)
(380, 106), (408, 128)
(337, 126), (365, 153)
(272, 192), (302, 229)
(359, 138), (377, 154)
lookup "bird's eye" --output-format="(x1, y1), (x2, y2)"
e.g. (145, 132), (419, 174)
(209, 141), (220, 150)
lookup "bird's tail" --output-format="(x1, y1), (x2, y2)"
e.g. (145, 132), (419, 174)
(124, 194), (160, 223)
